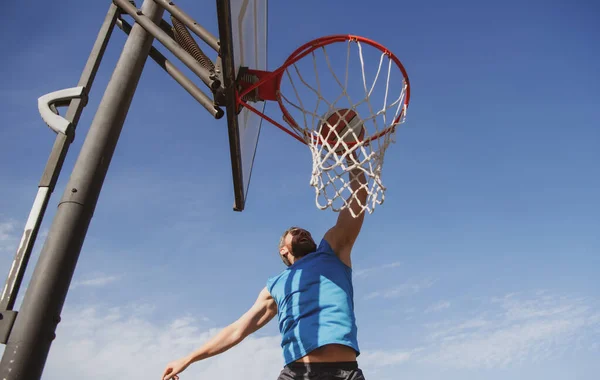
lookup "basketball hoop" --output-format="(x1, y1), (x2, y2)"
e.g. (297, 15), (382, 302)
(236, 35), (411, 217)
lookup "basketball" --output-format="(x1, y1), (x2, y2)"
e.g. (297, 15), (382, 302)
(319, 108), (365, 153)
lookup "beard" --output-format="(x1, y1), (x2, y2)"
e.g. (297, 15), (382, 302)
(291, 234), (317, 258)
(281, 255), (292, 267)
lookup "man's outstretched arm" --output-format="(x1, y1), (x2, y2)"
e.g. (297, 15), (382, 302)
(324, 156), (368, 267)
(162, 287), (277, 380)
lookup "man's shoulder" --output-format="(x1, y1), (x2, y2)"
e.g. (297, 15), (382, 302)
(316, 237), (336, 254)
(267, 270), (286, 290)
(317, 236), (353, 269)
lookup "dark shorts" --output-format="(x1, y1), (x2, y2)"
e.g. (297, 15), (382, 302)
(277, 361), (366, 380)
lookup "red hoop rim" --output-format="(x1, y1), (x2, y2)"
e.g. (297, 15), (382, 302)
(236, 34), (411, 146)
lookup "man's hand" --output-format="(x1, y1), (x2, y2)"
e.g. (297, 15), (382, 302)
(162, 356), (191, 380)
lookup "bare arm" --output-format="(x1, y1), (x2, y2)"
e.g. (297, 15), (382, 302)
(162, 287), (277, 379)
(185, 287), (276, 361)
(324, 157), (368, 267)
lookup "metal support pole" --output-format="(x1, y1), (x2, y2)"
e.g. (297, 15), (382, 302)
(0, 1), (164, 378)
(115, 0), (220, 90)
(0, 3), (119, 343)
(116, 17), (223, 118)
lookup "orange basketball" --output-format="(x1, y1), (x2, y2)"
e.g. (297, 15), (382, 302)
(318, 108), (365, 153)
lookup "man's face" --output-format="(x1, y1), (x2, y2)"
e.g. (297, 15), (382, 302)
(279, 228), (316, 266)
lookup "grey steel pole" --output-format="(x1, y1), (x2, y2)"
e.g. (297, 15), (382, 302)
(0, 1), (164, 379)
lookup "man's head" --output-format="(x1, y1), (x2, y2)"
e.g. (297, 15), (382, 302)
(278, 227), (317, 267)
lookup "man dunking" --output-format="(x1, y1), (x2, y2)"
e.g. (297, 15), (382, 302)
(162, 160), (368, 380)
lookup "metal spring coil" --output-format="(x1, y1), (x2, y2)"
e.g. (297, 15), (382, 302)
(238, 72), (260, 102)
(170, 16), (215, 72)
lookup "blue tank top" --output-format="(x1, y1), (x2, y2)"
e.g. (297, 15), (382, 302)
(266, 239), (360, 365)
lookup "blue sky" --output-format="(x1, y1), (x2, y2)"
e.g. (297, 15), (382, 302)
(1, 0), (599, 379)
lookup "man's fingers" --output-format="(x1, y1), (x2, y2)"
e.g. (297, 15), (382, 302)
(162, 367), (173, 380)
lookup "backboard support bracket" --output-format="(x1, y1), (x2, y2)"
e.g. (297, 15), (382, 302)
(216, 0), (246, 211)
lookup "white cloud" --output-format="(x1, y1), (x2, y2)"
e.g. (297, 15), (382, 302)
(0, 289), (596, 378)
(37, 302), (418, 379)
(364, 278), (435, 300)
(425, 318), (490, 341)
(354, 261), (401, 278)
(37, 303), (417, 379)
(0, 290), (595, 380)
(425, 300), (451, 313)
(0, 219), (18, 253)
(420, 292), (600, 369)
(41, 305), (283, 380)
(360, 349), (413, 367)
(494, 291), (590, 321)
(71, 274), (120, 288)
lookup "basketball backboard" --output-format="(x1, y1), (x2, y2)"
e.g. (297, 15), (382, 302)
(216, 0), (268, 211)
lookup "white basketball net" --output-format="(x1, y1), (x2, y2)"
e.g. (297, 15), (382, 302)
(277, 39), (409, 217)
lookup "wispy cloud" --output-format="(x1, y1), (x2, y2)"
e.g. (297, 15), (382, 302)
(0, 291), (596, 379)
(0, 218), (18, 253)
(425, 300), (451, 313)
(0, 218), (47, 255)
(38, 304), (283, 380)
(354, 261), (401, 278)
(360, 349), (413, 367)
(364, 278), (435, 300)
(420, 292), (600, 369)
(35, 303), (417, 380)
(71, 274), (120, 288)
(425, 318), (490, 341)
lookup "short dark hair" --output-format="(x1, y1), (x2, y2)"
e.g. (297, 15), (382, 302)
(279, 226), (300, 250)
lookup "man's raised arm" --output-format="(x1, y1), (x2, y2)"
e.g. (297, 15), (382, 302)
(324, 156), (368, 267)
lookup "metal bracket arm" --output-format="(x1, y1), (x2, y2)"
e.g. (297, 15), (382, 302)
(0, 310), (17, 344)
(237, 68), (280, 103)
(38, 86), (87, 135)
